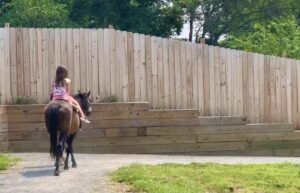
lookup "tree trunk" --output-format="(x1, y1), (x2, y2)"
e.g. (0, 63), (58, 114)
(188, 13), (194, 42)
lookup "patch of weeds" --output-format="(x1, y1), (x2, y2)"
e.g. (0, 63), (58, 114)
(0, 154), (20, 171)
(13, 96), (37, 104)
(100, 95), (119, 103)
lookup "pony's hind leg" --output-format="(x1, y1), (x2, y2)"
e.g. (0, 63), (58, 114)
(64, 136), (71, 170)
(54, 133), (67, 176)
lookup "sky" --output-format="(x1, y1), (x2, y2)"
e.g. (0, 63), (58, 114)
(177, 23), (190, 39)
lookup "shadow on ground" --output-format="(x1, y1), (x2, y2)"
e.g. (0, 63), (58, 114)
(21, 165), (53, 178)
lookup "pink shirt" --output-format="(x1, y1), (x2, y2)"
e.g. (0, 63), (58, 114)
(52, 82), (69, 101)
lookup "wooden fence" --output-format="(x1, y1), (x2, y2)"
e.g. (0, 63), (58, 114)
(0, 27), (300, 127)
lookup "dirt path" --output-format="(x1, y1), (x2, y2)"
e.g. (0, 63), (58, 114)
(1, 153), (300, 193)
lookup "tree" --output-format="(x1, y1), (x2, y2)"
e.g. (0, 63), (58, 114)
(0, 0), (71, 27)
(68, 0), (184, 37)
(220, 17), (300, 60)
(174, 0), (201, 42)
(175, 0), (298, 45)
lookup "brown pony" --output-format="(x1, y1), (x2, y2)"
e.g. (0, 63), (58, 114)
(45, 91), (92, 176)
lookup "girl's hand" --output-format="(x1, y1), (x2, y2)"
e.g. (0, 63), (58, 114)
(65, 78), (71, 83)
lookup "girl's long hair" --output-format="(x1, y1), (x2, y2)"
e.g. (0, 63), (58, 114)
(55, 66), (68, 86)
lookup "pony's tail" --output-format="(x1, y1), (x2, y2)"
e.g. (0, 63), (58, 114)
(45, 106), (60, 159)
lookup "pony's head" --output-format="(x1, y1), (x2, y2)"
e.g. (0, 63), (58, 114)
(74, 90), (92, 116)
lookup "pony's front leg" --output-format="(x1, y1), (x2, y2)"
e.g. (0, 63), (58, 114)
(67, 134), (77, 168)
(64, 152), (70, 170)
(71, 151), (77, 168)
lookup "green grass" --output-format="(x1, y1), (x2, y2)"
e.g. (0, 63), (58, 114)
(112, 163), (300, 193)
(0, 154), (20, 171)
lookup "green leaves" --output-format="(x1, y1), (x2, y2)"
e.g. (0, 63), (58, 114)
(68, 0), (184, 37)
(221, 17), (300, 60)
(0, 0), (71, 27)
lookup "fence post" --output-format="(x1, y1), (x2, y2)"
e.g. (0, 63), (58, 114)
(4, 23), (10, 28)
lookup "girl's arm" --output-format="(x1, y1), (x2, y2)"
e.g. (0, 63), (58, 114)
(49, 82), (54, 100)
(65, 78), (71, 95)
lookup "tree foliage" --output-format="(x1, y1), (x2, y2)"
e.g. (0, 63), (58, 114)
(174, 0), (298, 45)
(0, 0), (184, 38)
(220, 17), (300, 60)
(68, 0), (183, 37)
(0, 0), (70, 27)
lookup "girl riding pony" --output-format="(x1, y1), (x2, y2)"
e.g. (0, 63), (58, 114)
(50, 66), (90, 123)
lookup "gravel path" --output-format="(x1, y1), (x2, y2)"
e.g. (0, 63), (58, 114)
(1, 153), (300, 193)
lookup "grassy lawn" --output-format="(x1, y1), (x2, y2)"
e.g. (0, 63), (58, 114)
(0, 154), (19, 171)
(112, 163), (300, 193)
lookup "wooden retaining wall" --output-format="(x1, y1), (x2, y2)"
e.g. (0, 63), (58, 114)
(1, 103), (300, 156)
(0, 106), (8, 151)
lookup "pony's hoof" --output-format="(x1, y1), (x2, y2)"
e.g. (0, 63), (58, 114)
(72, 163), (77, 168)
(64, 165), (69, 170)
(54, 170), (60, 176)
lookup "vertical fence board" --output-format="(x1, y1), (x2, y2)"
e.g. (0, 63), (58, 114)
(86, 29), (92, 92)
(23, 28), (30, 97)
(162, 38), (169, 108)
(197, 44), (204, 115)
(36, 29), (43, 103)
(9, 28), (17, 102)
(242, 52), (249, 118)
(291, 60), (298, 125)
(168, 40), (175, 109)
(174, 40), (181, 109)
(258, 54), (265, 122)
(247, 53), (255, 122)
(203, 45), (210, 115)
(180, 42), (187, 109)
(97, 29), (104, 101)
(192, 43), (198, 109)
(29, 28), (37, 100)
(157, 37), (164, 107)
(91, 29), (99, 101)
(109, 29), (116, 96)
(220, 48), (226, 115)
(226, 49), (232, 116)
(286, 58), (292, 123)
(145, 35), (152, 105)
(186, 43), (193, 109)
(0, 29), (5, 104)
(209, 46), (215, 115)
(139, 35), (146, 102)
(60, 29), (67, 68)
(121, 31), (129, 102)
(293, 60), (300, 129)
(48, 29), (55, 93)
(133, 33), (140, 101)
(73, 29), (80, 94)
(214, 46), (221, 115)
(44, 29), (52, 101)
(275, 57), (282, 122)
(115, 30), (122, 101)
(280, 58), (287, 122)
(127, 32), (135, 101)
